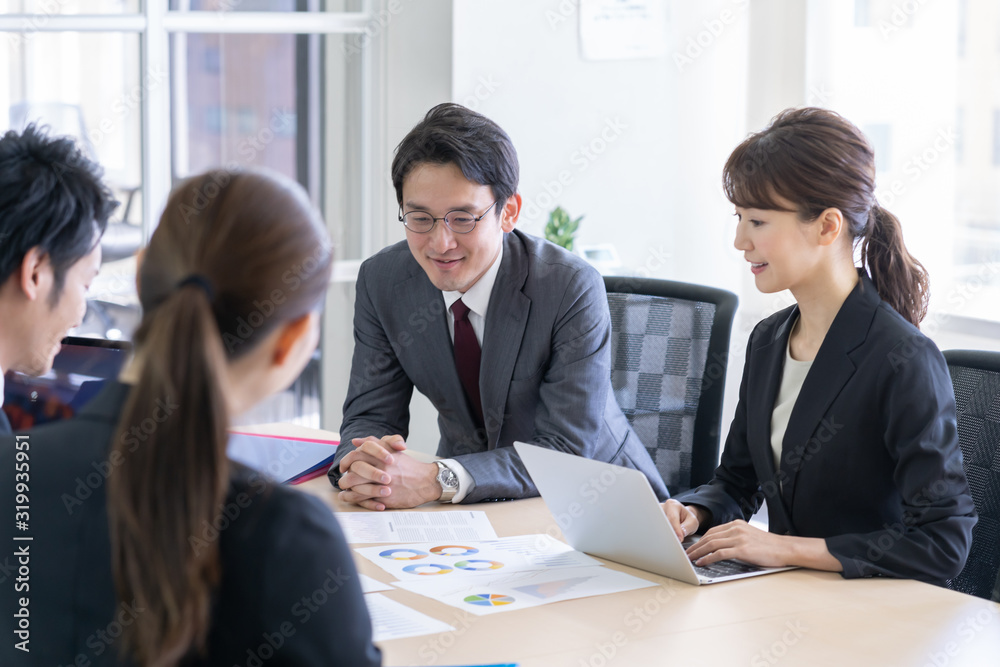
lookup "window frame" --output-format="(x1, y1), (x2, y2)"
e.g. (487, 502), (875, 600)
(0, 3), (387, 255)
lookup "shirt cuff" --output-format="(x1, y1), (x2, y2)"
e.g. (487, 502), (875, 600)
(440, 458), (475, 503)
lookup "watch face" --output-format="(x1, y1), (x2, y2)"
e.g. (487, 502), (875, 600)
(438, 465), (459, 488)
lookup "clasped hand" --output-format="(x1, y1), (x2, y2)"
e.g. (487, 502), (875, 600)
(336, 435), (441, 511)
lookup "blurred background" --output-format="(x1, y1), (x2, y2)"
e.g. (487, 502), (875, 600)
(1, 0), (997, 442)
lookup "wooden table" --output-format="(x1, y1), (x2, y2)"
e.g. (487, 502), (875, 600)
(298, 475), (1000, 667)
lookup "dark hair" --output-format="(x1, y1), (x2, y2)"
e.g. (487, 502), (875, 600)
(106, 168), (333, 666)
(391, 102), (519, 213)
(0, 123), (116, 298)
(723, 107), (929, 327)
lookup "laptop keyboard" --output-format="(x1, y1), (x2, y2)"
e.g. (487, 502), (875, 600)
(681, 537), (764, 579)
(692, 559), (763, 579)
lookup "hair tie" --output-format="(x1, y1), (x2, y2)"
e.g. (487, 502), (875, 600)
(176, 274), (215, 301)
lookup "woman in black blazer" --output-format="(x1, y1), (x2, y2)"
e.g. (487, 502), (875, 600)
(663, 108), (976, 584)
(1, 170), (381, 665)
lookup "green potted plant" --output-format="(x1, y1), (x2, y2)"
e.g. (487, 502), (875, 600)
(544, 206), (583, 252)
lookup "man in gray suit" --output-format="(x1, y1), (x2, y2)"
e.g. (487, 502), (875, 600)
(330, 103), (668, 508)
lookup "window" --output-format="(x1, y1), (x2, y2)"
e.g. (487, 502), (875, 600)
(958, 0), (968, 57)
(993, 109), (1000, 167)
(0, 0), (140, 13)
(956, 106), (965, 164)
(862, 123), (891, 173)
(0, 1), (383, 425)
(854, 0), (870, 27)
(806, 0), (1000, 323)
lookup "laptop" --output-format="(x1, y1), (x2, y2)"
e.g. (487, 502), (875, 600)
(514, 441), (796, 585)
(3, 336), (132, 430)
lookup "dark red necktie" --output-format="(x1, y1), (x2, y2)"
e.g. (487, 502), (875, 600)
(451, 299), (484, 428)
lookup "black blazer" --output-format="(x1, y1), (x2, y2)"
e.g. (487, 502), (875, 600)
(676, 273), (976, 583)
(0, 381), (381, 666)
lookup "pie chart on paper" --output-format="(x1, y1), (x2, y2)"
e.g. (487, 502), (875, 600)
(429, 545), (479, 556)
(463, 593), (516, 607)
(455, 559), (504, 571)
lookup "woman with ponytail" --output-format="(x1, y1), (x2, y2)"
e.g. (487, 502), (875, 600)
(663, 107), (976, 583)
(7, 169), (381, 666)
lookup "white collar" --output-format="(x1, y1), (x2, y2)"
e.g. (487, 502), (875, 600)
(441, 240), (504, 318)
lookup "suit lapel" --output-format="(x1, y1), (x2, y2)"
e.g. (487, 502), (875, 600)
(392, 272), (472, 430)
(479, 232), (530, 448)
(779, 272), (880, 511)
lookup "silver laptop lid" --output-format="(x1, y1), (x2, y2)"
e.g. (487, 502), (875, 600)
(515, 441), (701, 585)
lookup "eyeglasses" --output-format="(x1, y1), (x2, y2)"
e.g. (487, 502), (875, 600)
(398, 201), (498, 234)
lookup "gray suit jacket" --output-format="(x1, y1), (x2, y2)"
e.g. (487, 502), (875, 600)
(331, 229), (669, 502)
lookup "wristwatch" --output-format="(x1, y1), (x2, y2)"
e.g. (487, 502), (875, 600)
(435, 461), (460, 503)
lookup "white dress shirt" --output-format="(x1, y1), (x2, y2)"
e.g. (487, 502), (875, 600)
(436, 243), (504, 502)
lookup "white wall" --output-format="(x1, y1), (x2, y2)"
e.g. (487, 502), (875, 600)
(451, 0), (746, 293)
(323, 0), (1000, 461)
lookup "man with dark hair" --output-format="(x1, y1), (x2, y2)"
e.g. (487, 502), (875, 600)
(0, 124), (117, 433)
(330, 103), (668, 507)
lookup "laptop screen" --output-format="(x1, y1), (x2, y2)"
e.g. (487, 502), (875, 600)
(2, 336), (132, 430)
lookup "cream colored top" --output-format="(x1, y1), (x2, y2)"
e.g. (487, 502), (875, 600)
(770, 330), (814, 473)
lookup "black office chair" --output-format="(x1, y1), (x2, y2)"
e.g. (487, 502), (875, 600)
(943, 349), (1000, 600)
(604, 276), (738, 494)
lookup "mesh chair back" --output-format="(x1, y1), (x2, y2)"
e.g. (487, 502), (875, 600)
(605, 277), (737, 493)
(944, 349), (1000, 600)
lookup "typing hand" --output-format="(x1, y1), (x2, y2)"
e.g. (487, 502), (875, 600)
(662, 499), (702, 543)
(337, 436), (440, 510)
(684, 520), (791, 568)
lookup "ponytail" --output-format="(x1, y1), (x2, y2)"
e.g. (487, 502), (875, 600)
(107, 284), (229, 666)
(861, 204), (930, 328)
(105, 168), (333, 665)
